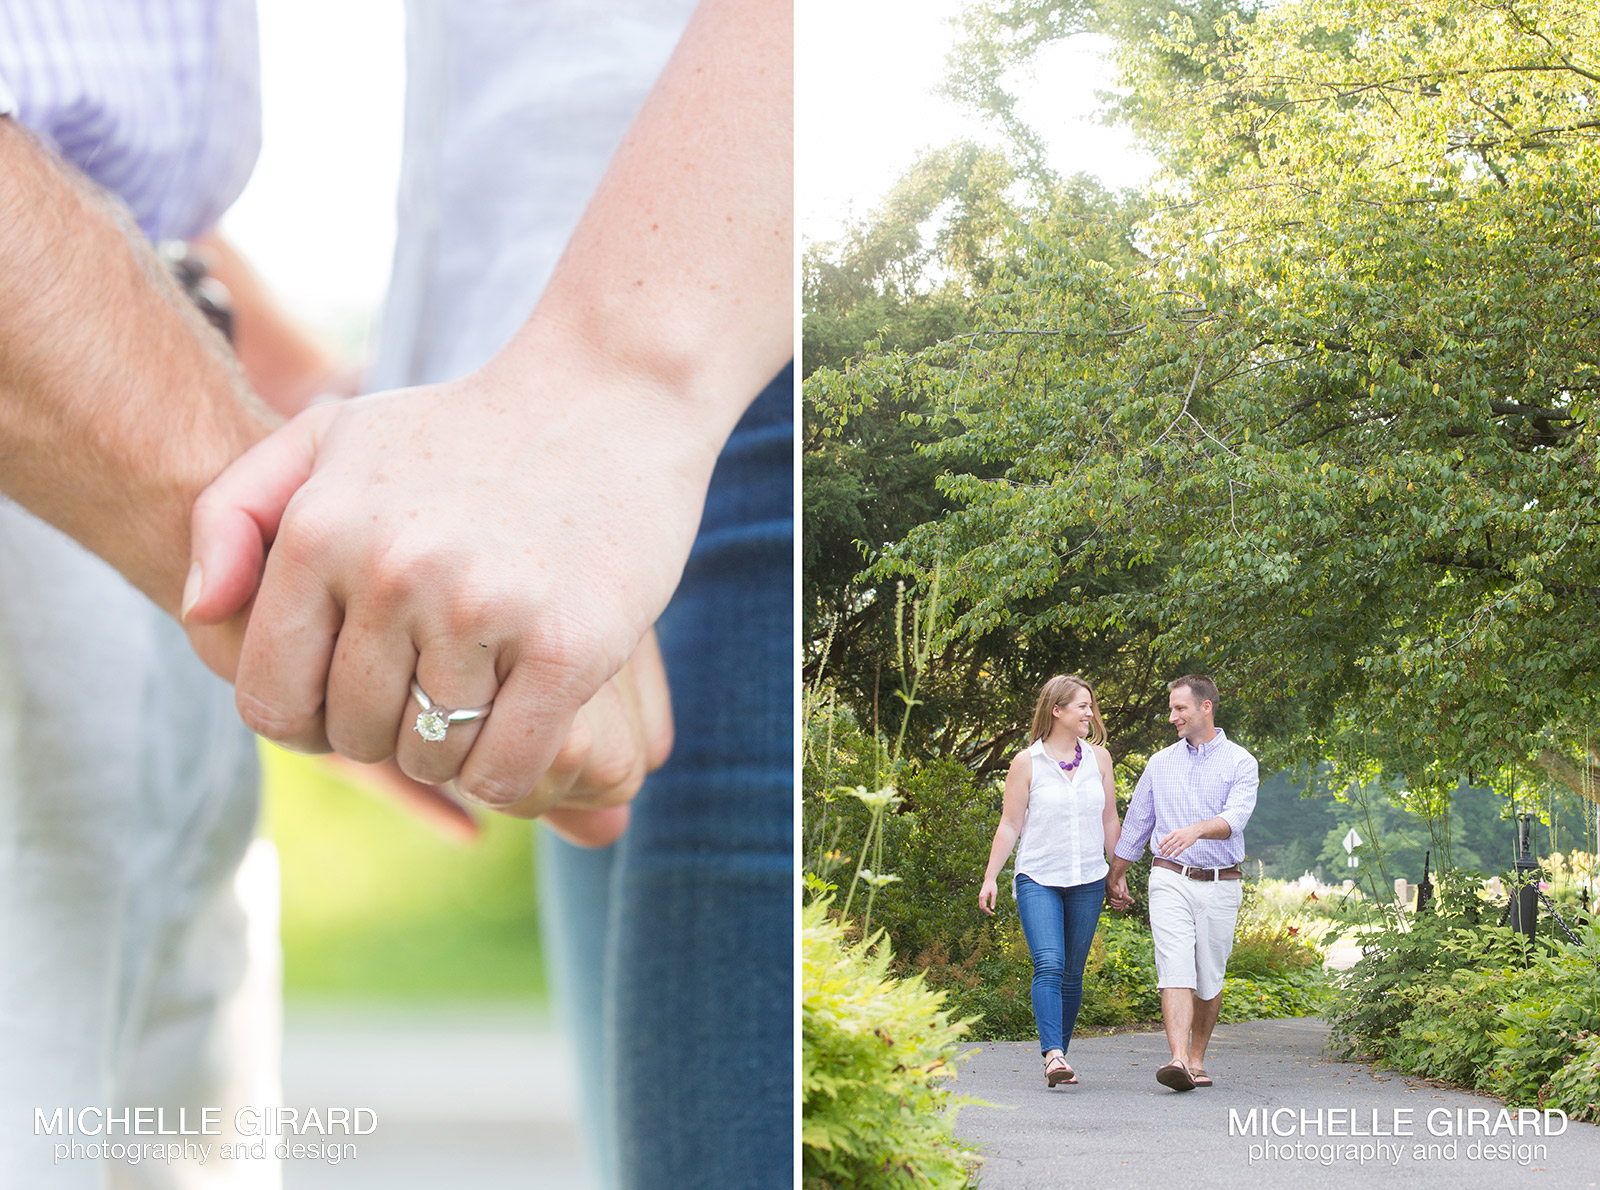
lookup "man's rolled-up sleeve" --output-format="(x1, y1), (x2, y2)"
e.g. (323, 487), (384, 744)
(1114, 764), (1157, 863)
(1217, 750), (1259, 839)
(0, 69), (16, 116)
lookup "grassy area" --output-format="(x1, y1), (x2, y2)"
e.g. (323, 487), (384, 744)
(260, 745), (545, 1005)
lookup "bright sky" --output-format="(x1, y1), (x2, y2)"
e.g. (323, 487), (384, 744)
(797, 0), (1158, 246)
(221, 0), (406, 353)
(220, 1), (1158, 342)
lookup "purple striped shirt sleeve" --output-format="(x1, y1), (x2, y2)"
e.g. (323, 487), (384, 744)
(1217, 749), (1258, 840)
(1114, 763), (1158, 863)
(0, 0), (260, 241)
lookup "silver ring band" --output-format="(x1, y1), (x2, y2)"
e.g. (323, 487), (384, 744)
(411, 678), (493, 742)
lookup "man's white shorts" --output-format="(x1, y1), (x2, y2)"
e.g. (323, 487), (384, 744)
(1148, 864), (1244, 1001)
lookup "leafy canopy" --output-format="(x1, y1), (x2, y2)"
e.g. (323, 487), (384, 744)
(886, 0), (1600, 802)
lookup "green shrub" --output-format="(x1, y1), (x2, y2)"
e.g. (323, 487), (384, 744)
(879, 758), (1005, 958)
(1081, 915), (1163, 1025)
(907, 921), (1038, 1042)
(1220, 969), (1335, 1022)
(1328, 874), (1496, 1057)
(1228, 916), (1327, 979)
(802, 900), (979, 1189)
(1481, 953), (1600, 1105)
(1329, 875), (1600, 1116)
(1543, 1031), (1600, 1123)
(1382, 964), (1536, 1089)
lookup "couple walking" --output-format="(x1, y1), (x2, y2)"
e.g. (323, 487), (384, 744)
(978, 674), (1259, 1091)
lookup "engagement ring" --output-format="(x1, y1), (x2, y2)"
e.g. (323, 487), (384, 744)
(410, 678), (493, 742)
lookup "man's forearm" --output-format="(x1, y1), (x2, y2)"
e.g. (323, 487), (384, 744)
(1196, 815), (1233, 841)
(0, 118), (271, 615)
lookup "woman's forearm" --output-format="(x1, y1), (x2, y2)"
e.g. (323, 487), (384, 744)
(983, 821), (1021, 885)
(494, 0), (792, 451)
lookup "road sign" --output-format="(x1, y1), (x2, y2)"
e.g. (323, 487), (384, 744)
(1343, 828), (1362, 868)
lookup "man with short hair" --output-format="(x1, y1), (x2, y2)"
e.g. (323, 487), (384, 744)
(1107, 673), (1259, 1092)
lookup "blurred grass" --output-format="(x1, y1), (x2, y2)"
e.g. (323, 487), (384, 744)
(260, 744), (545, 1005)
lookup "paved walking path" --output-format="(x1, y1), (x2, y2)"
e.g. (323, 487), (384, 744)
(953, 1018), (1600, 1189)
(280, 1007), (594, 1190)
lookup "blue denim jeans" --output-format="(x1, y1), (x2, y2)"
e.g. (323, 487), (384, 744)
(538, 363), (793, 1190)
(1015, 873), (1106, 1055)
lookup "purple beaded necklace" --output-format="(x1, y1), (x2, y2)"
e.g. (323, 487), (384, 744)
(1043, 738), (1084, 773)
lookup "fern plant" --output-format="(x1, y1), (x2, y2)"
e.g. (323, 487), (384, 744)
(802, 899), (980, 1189)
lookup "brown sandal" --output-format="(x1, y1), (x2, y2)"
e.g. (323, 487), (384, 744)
(1044, 1053), (1078, 1086)
(1156, 1060), (1196, 1092)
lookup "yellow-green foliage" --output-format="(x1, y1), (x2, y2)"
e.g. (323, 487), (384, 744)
(803, 900), (978, 1189)
(1228, 917), (1327, 979)
(263, 746), (543, 1002)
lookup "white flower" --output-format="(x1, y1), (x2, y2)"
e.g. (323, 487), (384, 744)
(846, 784), (903, 812)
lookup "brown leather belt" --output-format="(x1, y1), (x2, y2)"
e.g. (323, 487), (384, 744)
(1153, 857), (1242, 882)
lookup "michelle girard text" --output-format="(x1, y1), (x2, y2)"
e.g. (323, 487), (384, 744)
(34, 1106), (378, 1137)
(1229, 1106), (1568, 1139)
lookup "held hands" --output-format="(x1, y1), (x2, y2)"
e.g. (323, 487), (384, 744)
(182, 351), (711, 837)
(1106, 874), (1133, 912)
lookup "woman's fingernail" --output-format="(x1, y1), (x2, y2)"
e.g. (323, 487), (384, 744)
(180, 562), (204, 622)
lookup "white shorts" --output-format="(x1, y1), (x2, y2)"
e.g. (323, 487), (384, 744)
(0, 510), (280, 1189)
(1147, 864), (1244, 1001)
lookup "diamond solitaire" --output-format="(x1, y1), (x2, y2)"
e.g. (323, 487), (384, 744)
(409, 678), (494, 742)
(414, 708), (450, 742)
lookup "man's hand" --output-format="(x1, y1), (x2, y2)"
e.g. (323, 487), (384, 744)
(1155, 815), (1233, 859)
(457, 624), (675, 827)
(1107, 874), (1133, 911)
(1156, 823), (1208, 858)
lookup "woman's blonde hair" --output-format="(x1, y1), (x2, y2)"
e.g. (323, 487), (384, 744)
(1029, 674), (1107, 747)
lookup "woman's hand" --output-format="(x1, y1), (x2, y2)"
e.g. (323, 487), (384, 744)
(979, 877), (1000, 915)
(182, 0), (791, 813)
(183, 354), (710, 812)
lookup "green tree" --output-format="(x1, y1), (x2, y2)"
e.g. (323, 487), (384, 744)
(882, 0), (1600, 817)
(805, 146), (1165, 769)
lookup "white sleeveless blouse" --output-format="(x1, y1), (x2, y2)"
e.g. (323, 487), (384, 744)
(1013, 738), (1110, 892)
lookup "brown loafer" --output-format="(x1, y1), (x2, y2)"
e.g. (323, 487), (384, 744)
(1156, 1060), (1196, 1092)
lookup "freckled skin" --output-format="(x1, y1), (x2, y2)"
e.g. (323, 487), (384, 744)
(183, 0), (788, 826)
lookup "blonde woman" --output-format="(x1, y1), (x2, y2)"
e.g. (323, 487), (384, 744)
(979, 675), (1127, 1086)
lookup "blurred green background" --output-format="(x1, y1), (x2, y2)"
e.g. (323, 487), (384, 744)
(260, 745), (545, 1005)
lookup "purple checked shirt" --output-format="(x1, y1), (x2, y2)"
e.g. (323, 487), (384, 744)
(0, 0), (261, 241)
(1114, 727), (1259, 869)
